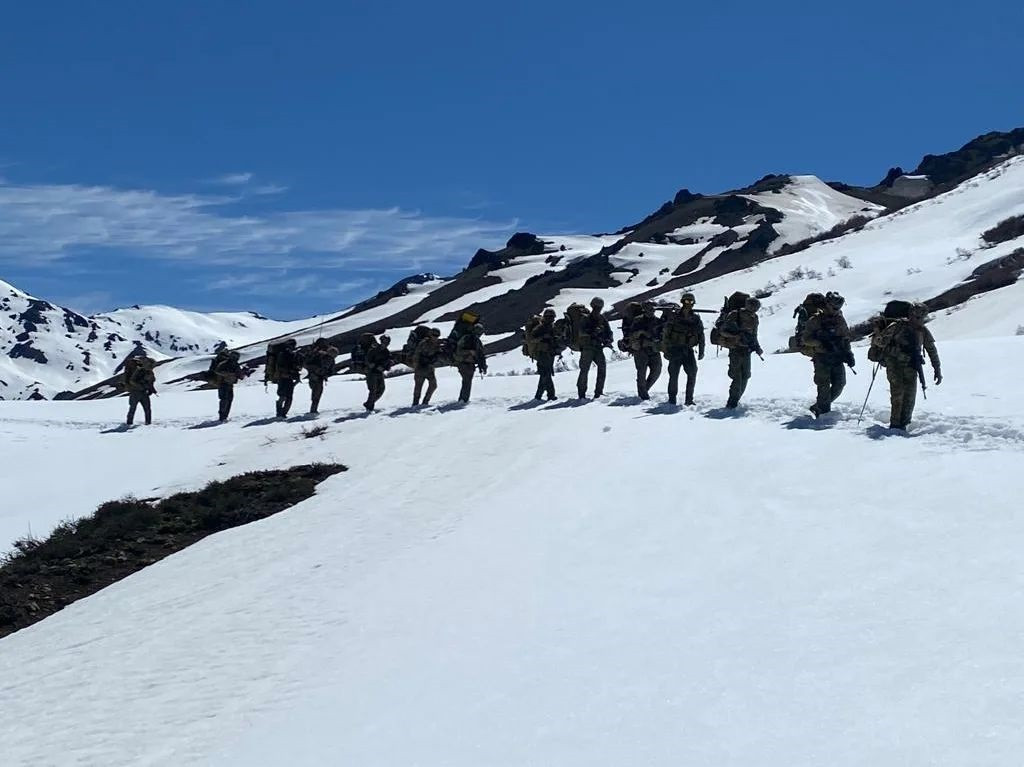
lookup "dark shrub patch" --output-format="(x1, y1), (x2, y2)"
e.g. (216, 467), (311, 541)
(981, 214), (1024, 245)
(0, 464), (345, 638)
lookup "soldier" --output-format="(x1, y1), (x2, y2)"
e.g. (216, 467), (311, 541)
(800, 291), (855, 417)
(212, 348), (242, 422)
(453, 324), (487, 403)
(363, 334), (393, 412)
(304, 337), (339, 415)
(577, 297), (612, 399)
(626, 301), (663, 400)
(875, 302), (942, 430)
(528, 309), (560, 401)
(124, 355), (156, 426)
(272, 339), (302, 418)
(661, 293), (706, 406)
(718, 297), (762, 409)
(412, 328), (442, 407)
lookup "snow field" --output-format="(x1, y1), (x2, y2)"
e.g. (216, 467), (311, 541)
(1, 335), (1022, 765)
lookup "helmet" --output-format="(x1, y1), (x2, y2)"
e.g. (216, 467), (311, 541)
(313, 337), (328, 349)
(430, 327), (441, 337)
(214, 340), (228, 352)
(680, 292), (695, 304)
(380, 334), (391, 346)
(909, 302), (928, 319)
(542, 309), (556, 319)
(745, 297), (761, 311)
(473, 324), (485, 335)
(590, 297), (605, 309)
(825, 291), (845, 309)
(641, 301), (655, 313)
(285, 338), (297, 347)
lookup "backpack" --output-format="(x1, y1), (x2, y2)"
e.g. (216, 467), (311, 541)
(788, 293), (827, 353)
(564, 303), (590, 352)
(871, 318), (918, 367)
(552, 318), (571, 354)
(400, 325), (433, 366)
(710, 292), (749, 348)
(522, 315), (542, 358)
(349, 333), (375, 375)
(453, 333), (480, 365)
(214, 353), (241, 384)
(660, 310), (702, 354)
(450, 310), (481, 343)
(413, 336), (441, 368)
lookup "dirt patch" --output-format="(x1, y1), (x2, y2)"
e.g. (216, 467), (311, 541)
(0, 464), (345, 639)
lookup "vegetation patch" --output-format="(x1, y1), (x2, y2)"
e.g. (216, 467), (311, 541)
(0, 464), (345, 639)
(981, 214), (1024, 246)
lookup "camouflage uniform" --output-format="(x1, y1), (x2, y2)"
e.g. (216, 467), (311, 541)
(661, 295), (705, 406)
(212, 350), (242, 421)
(305, 340), (339, 415)
(577, 300), (612, 398)
(801, 299), (853, 416)
(412, 332), (441, 406)
(453, 327), (487, 403)
(879, 312), (941, 429)
(125, 358), (156, 426)
(627, 305), (663, 400)
(529, 313), (559, 400)
(364, 338), (392, 412)
(274, 343), (302, 418)
(718, 300), (761, 408)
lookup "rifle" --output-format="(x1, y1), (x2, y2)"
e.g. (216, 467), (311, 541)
(911, 342), (927, 400)
(742, 331), (764, 361)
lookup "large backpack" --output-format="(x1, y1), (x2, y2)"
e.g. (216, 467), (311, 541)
(522, 315), (542, 358)
(400, 325), (433, 366)
(710, 292), (749, 348)
(660, 309), (701, 354)
(563, 303), (590, 352)
(121, 355), (141, 387)
(264, 341), (291, 383)
(349, 333), (375, 375)
(788, 293), (827, 353)
(450, 310), (481, 343)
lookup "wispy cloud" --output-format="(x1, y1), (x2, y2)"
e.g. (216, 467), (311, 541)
(208, 172), (254, 185)
(0, 180), (516, 275)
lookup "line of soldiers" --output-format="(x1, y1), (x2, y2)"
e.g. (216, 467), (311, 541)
(120, 293), (942, 433)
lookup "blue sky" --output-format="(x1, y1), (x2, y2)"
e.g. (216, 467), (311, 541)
(1, 0), (1020, 319)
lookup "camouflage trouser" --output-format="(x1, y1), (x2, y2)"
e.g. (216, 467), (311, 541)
(126, 391), (152, 425)
(276, 379), (296, 417)
(457, 363), (476, 402)
(886, 364), (918, 428)
(633, 349), (662, 399)
(413, 367), (437, 405)
(535, 353), (556, 400)
(812, 356), (846, 414)
(667, 348), (698, 405)
(577, 347), (606, 397)
(365, 371), (385, 410)
(727, 349), (752, 407)
(309, 377), (325, 414)
(217, 383), (234, 420)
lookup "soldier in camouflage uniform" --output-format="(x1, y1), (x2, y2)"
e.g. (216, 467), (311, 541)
(875, 303), (942, 430)
(273, 339), (303, 418)
(453, 324), (487, 403)
(412, 328), (442, 406)
(211, 348), (242, 421)
(660, 293), (705, 406)
(528, 309), (560, 401)
(363, 335), (393, 412)
(718, 297), (762, 409)
(626, 301), (663, 400)
(800, 291), (855, 417)
(304, 337), (339, 415)
(124, 355), (157, 426)
(576, 297), (612, 399)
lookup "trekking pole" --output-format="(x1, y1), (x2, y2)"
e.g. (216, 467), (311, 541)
(857, 362), (881, 424)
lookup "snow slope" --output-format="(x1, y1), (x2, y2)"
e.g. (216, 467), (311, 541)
(2, 333), (1023, 766)
(0, 278), (319, 400)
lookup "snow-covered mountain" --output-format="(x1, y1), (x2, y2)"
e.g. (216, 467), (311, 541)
(0, 283), (319, 399)
(5, 127), (1024, 403)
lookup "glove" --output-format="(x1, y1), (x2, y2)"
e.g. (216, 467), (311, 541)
(698, 350), (705, 360)
(845, 351), (856, 368)
(934, 371), (942, 385)
(479, 364), (488, 374)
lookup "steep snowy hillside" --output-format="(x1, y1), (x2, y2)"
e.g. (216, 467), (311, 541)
(0, 279), (319, 400)
(2, 335), (1023, 765)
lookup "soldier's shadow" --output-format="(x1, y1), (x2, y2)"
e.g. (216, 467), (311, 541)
(100, 424), (133, 434)
(704, 407), (745, 419)
(865, 424), (912, 440)
(642, 403), (681, 416)
(783, 415), (830, 431)
(607, 396), (643, 407)
(543, 399), (591, 410)
(188, 420), (224, 430)
(387, 406), (423, 418)
(287, 413), (320, 423)
(242, 417), (280, 428)
(435, 401), (468, 413)
(508, 400), (544, 411)
(334, 411), (372, 424)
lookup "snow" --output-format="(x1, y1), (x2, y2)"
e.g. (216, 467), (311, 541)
(2, 331), (1023, 765)
(742, 175), (884, 252)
